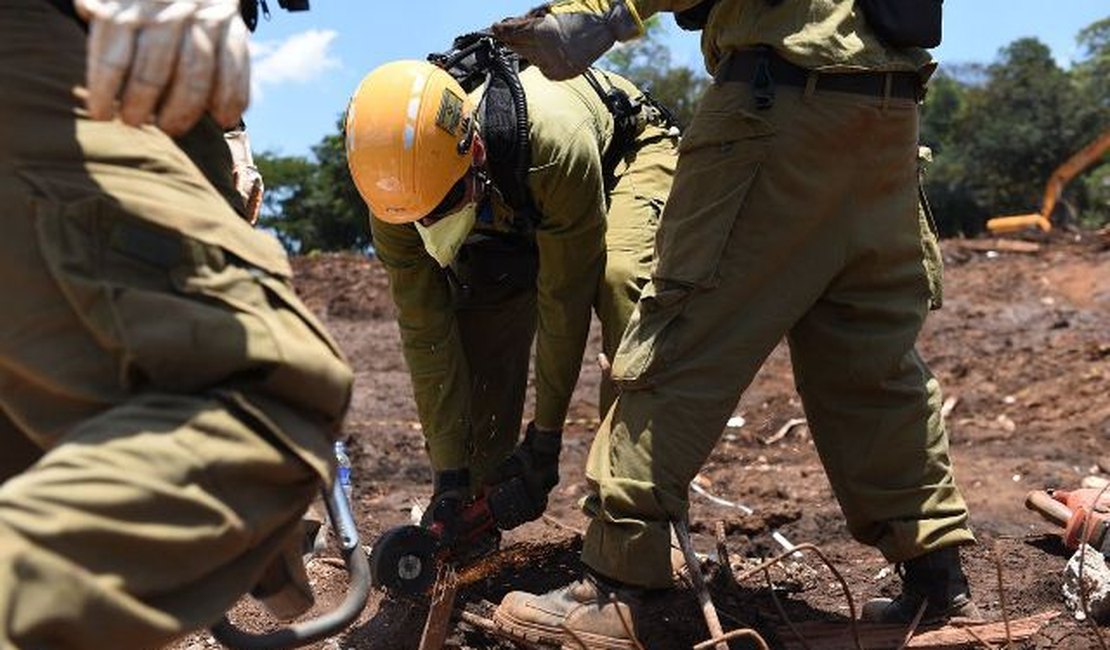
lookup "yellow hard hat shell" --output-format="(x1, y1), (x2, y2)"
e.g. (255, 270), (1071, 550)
(345, 60), (475, 224)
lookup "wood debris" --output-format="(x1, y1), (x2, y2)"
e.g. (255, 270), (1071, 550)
(779, 611), (1058, 649)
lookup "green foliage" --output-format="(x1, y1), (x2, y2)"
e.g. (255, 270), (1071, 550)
(256, 118), (369, 253)
(601, 17), (708, 128)
(258, 17), (1110, 249)
(921, 30), (1110, 235)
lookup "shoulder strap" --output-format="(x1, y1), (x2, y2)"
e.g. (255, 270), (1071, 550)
(429, 34), (539, 231)
(582, 69), (679, 195)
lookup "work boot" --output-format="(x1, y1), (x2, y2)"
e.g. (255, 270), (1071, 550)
(861, 546), (982, 625)
(494, 573), (641, 649)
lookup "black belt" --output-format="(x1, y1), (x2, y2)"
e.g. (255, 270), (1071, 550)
(715, 48), (923, 103)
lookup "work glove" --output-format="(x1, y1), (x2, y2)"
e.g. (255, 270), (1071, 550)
(225, 126), (264, 224)
(421, 469), (471, 546)
(485, 422), (563, 530)
(491, 0), (644, 81)
(74, 0), (250, 136)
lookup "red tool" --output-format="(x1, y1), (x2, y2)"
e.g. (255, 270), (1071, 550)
(1025, 489), (1110, 555)
(369, 477), (536, 596)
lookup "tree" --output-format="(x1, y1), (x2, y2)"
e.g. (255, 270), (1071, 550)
(256, 118), (370, 252)
(922, 33), (1109, 235)
(601, 17), (708, 128)
(1073, 18), (1110, 227)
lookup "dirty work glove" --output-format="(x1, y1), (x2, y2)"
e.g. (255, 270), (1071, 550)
(421, 469), (471, 545)
(74, 0), (250, 135)
(485, 423), (563, 530)
(491, 0), (644, 81)
(225, 125), (264, 224)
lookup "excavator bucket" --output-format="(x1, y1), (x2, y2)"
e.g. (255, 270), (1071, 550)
(985, 213), (1052, 234)
(986, 130), (1110, 236)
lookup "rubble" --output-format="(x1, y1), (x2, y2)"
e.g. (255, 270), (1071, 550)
(1063, 545), (1110, 622)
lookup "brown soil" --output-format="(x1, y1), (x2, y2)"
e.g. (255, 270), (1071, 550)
(176, 234), (1110, 649)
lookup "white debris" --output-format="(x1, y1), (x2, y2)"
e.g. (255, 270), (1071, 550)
(727, 415), (746, 428)
(771, 530), (803, 559)
(1082, 475), (1110, 490)
(1063, 545), (1110, 622)
(690, 481), (754, 515)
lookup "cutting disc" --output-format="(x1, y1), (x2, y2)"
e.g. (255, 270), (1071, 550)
(368, 524), (439, 596)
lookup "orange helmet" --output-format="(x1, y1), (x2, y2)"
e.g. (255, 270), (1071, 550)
(345, 60), (476, 224)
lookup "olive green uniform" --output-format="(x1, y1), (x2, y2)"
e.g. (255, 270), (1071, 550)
(0, 2), (353, 647)
(372, 66), (677, 484)
(580, 0), (974, 588)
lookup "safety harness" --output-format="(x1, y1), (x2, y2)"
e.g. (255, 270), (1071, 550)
(427, 33), (677, 304)
(428, 32), (676, 222)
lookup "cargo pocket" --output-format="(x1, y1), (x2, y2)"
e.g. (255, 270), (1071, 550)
(610, 91), (773, 387)
(918, 181), (944, 310)
(609, 279), (690, 387)
(33, 193), (351, 426)
(652, 92), (773, 289)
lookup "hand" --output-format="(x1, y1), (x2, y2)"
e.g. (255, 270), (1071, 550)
(485, 423), (562, 529)
(74, 0), (250, 135)
(491, 0), (644, 81)
(421, 469), (471, 543)
(226, 127), (264, 224)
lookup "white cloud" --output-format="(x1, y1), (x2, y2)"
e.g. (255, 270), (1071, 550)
(250, 29), (341, 99)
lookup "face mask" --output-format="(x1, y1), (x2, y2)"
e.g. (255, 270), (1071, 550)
(414, 201), (478, 267)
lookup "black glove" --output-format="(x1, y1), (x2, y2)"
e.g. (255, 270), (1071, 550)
(421, 468), (471, 545)
(485, 422), (562, 530)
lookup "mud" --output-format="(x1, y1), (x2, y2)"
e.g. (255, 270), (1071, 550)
(176, 234), (1110, 649)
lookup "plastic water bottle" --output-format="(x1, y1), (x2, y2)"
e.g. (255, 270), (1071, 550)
(334, 440), (353, 503)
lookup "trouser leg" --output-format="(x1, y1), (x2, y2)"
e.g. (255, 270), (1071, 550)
(0, 3), (352, 645)
(457, 288), (537, 490)
(788, 251), (971, 562)
(0, 393), (318, 649)
(595, 138), (674, 417)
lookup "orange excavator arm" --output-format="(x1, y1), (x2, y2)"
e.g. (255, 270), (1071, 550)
(987, 129), (1110, 234)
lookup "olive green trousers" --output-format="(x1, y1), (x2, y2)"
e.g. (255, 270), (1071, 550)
(452, 137), (676, 488)
(0, 2), (353, 647)
(582, 79), (973, 588)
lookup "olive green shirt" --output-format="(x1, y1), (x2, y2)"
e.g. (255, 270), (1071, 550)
(633, 0), (932, 74)
(372, 67), (668, 470)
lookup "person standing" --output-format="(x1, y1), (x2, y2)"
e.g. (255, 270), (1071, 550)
(488, 1), (978, 646)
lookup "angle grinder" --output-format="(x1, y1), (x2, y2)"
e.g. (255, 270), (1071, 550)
(369, 477), (536, 596)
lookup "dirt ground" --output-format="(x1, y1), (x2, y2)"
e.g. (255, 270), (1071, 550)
(179, 233), (1110, 650)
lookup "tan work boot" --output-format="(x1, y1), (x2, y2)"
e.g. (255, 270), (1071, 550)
(493, 574), (641, 649)
(861, 546), (982, 625)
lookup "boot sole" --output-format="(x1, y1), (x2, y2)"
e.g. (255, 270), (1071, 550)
(558, 628), (636, 650)
(493, 608), (565, 647)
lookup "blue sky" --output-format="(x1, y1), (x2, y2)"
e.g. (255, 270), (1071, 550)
(244, 1), (1109, 157)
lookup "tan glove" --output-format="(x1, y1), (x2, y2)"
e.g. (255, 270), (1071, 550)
(491, 0), (644, 81)
(74, 0), (250, 136)
(225, 126), (264, 224)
